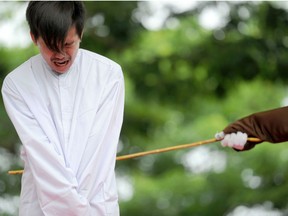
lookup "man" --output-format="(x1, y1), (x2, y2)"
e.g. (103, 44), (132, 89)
(1, 2), (124, 215)
(215, 106), (288, 151)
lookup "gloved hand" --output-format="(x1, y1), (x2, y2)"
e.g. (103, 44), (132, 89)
(216, 106), (288, 151)
(215, 131), (247, 150)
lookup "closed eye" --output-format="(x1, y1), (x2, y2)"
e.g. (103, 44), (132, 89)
(65, 41), (75, 47)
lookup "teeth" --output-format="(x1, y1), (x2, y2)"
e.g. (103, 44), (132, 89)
(54, 61), (68, 66)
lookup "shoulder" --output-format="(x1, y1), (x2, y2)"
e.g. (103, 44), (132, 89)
(78, 49), (123, 79)
(4, 55), (41, 80)
(79, 49), (119, 66)
(2, 55), (41, 90)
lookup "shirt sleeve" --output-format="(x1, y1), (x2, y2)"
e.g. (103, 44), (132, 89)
(76, 64), (125, 208)
(1, 77), (91, 216)
(223, 106), (288, 150)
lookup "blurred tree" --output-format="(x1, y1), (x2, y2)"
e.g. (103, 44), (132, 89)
(82, 1), (144, 52)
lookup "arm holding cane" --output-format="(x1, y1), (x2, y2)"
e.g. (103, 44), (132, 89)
(215, 106), (288, 151)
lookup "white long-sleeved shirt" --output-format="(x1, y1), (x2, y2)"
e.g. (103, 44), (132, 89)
(1, 49), (124, 216)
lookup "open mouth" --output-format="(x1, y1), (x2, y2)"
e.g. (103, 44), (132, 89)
(53, 60), (69, 67)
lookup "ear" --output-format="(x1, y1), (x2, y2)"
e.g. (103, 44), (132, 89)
(80, 31), (84, 41)
(30, 32), (37, 45)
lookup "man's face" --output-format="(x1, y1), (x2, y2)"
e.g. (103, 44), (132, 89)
(33, 26), (81, 74)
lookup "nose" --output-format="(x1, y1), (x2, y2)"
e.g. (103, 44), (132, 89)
(53, 51), (66, 59)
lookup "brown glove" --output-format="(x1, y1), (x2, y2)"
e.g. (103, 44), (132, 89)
(223, 106), (288, 150)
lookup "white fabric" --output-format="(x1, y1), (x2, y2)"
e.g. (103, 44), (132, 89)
(1, 49), (124, 216)
(215, 131), (247, 150)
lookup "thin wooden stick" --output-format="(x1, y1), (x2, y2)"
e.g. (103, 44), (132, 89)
(8, 137), (261, 175)
(116, 137), (218, 160)
(8, 170), (24, 175)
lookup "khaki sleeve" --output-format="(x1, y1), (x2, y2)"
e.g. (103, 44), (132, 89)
(223, 106), (288, 150)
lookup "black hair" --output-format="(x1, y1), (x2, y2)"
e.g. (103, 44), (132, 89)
(26, 1), (85, 53)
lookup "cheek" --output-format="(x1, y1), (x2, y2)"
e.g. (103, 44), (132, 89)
(68, 47), (79, 59)
(39, 46), (53, 60)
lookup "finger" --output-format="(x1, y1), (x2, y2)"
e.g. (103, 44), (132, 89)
(215, 131), (225, 140)
(221, 134), (231, 147)
(233, 132), (247, 150)
(227, 133), (237, 147)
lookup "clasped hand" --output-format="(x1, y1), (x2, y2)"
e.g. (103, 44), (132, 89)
(215, 131), (248, 150)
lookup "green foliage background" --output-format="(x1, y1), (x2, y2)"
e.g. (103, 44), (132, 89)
(0, 1), (288, 215)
